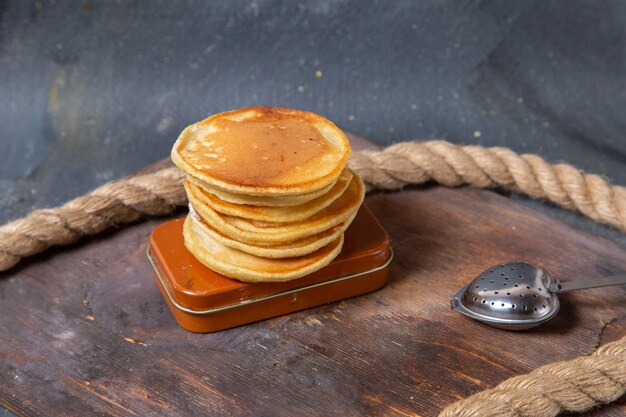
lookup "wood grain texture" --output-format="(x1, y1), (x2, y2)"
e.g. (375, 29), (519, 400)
(1, 135), (625, 417)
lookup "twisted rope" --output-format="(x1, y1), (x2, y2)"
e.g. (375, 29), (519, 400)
(2, 140), (626, 268)
(0, 167), (186, 271)
(439, 338), (626, 417)
(347, 141), (626, 232)
(1, 140), (625, 416)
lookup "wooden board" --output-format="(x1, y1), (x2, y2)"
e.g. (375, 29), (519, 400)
(1, 134), (625, 417)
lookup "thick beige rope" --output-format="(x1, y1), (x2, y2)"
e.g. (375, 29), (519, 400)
(2, 140), (625, 274)
(1, 140), (625, 415)
(439, 338), (626, 417)
(0, 167), (186, 271)
(347, 141), (626, 232)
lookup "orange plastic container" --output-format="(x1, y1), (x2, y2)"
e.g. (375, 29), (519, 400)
(148, 205), (392, 333)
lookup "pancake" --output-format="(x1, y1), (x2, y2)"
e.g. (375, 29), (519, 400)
(188, 210), (350, 258)
(183, 214), (344, 282)
(186, 173), (365, 244)
(172, 107), (351, 196)
(186, 175), (336, 207)
(187, 168), (353, 222)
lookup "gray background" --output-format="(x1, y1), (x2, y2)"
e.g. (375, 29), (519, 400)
(0, 1), (625, 415)
(2, 2), (626, 235)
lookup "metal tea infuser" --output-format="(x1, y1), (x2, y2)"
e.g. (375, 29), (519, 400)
(451, 261), (626, 330)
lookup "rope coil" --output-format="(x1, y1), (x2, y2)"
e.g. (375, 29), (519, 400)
(0, 140), (625, 416)
(0, 167), (186, 271)
(347, 141), (626, 232)
(439, 339), (626, 417)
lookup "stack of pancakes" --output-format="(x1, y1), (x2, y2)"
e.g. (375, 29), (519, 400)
(171, 107), (364, 283)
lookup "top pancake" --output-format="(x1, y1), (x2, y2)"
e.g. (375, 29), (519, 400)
(172, 107), (351, 196)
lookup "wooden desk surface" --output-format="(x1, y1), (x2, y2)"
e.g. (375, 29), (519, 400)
(1, 136), (625, 416)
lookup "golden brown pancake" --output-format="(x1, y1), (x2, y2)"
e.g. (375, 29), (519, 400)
(186, 175), (336, 207)
(183, 214), (344, 282)
(185, 173), (365, 244)
(172, 107), (351, 196)
(187, 169), (353, 222)
(188, 210), (350, 258)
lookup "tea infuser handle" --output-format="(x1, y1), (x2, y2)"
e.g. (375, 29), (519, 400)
(549, 274), (626, 293)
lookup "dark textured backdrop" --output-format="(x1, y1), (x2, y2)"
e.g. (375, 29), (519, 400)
(1, 0), (625, 237)
(0, 1), (625, 415)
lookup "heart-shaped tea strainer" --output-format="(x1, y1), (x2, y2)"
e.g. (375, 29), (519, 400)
(451, 261), (626, 330)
